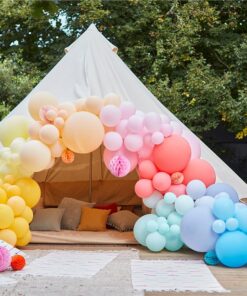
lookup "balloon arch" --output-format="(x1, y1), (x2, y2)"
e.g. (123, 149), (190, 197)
(0, 92), (246, 268)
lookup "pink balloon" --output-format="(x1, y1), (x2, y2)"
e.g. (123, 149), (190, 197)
(182, 130), (201, 159)
(103, 132), (123, 151)
(138, 160), (158, 179)
(160, 114), (170, 124)
(171, 121), (183, 135)
(138, 145), (153, 160)
(167, 184), (186, 197)
(124, 134), (143, 152)
(103, 147), (138, 171)
(127, 115), (143, 133)
(116, 120), (128, 138)
(120, 102), (136, 119)
(160, 123), (173, 137)
(135, 110), (145, 118)
(109, 155), (131, 177)
(143, 133), (154, 147)
(143, 112), (161, 132)
(100, 105), (121, 127)
(152, 172), (171, 192)
(151, 132), (164, 145)
(135, 179), (154, 198)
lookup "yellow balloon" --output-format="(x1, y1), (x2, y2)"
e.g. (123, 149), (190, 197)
(15, 178), (41, 208)
(6, 185), (21, 198)
(16, 230), (32, 247)
(104, 93), (121, 107)
(2, 183), (11, 191)
(85, 96), (103, 115)
(10, 217), (29, 238)
(0, 188), (7, 203)
(0, 116), (31, 146)
(7, 196), (26, 216)
(0, 204), (14, 229)
(20, 206), (33, 223)
(0, 229), (17, 246)
(62, 112), (104, 154)
(28, 91), (58, 120)
(4, 175), (15, 184)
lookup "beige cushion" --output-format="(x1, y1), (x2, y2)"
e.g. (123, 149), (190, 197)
(30, 208), (65, 231)
(107, 210), (139, 232)
(58, 197), (95, 230)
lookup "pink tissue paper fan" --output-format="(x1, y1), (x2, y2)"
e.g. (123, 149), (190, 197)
(109, 155), (131, 177)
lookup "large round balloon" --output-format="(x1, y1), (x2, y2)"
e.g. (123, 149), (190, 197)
(133, 214), (157, 246)
(20, 140), (52, 173)
(0, 116), (30, 146)
(15, 178), (41, 208)
(153, 135), (191, 174)
(180, 206), (218, 252)
(28, 91), (58, 120)
(183, 159), (216, 187)
(9, 217), (29, 239)
(206, 183), (239, 203)
(62, 112), (104, 154)
(215, 231), (247, 268)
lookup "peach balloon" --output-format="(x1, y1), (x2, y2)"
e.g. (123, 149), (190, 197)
(135, 179), (154, 198)
(39, 105), (57, 122)
(58, 102), (76, 117)
(50, 139), (65, 158)
(29, 121), (43, 139)
(46, 109), (57, 121)
(74, 98), (87, 111)
(104, 93), (121, 106)
(46, 157), (55, 169)
(39, 124), (59, 145)
(20, 140), (51, 172)
(138, 160), (157, 179)
(85, 96), (104, 115)
(28, 91), (58, 120)
(54, 117), (65, 129)
(62, 112), (104, 154)
(57, 109), (68, 120)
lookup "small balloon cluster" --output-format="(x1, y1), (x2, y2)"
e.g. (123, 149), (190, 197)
(0, 246), (26, 272)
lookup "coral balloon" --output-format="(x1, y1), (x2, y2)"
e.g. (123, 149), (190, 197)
(20, 140), (52, 172)
(124, 134), (143, 152)
(0, 229), (17, 246)
(0, 204), (14, 229)
(39, 124), (59, 145)
(15, 178), (41, 208)
(138, 160), (157, 179)
(0, 116), (30, 146)
(183, 159), (216, 187)
(28, 91), (58, 120)
(104, 93), (121, 106)
(16, 230), (32, 247)
(62, 149), (75, 164)
(7, 196), (26, 216)
(135, 179), (154, 198)
(152, 172), (171, 192)
(20, 206), (33, 223)
(10, 217), (29, 238)
(153, 135), (191, 174)
(100, 105), (121, 127)
(62, 112), (104, 154)
(104, 132), (123, 151)
(85, 96), (103, 115)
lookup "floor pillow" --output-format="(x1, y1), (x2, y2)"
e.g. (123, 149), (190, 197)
(107, 210), (139, 232)
(30, 208), (65, 231)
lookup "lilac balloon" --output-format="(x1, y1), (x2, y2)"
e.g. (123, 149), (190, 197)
(103, 132), (123, 151)
(181, 206), (218, 252)
(100, 105), (121, 127)
(116, 120), (128, 138)
(206, 183), (239, 203)
(120, 102), (136, 119)
(182, 130), (201, 159)
(127, 115), (143, 133)
(195, 196), (215, 209)
(160, 124), (173, 137)
(171, 121), (183, 135)
(143, 112), (161, 132)
(151, 132), (164, 145)
(124, 134), (143, 152)
(186, 180), (206, 200)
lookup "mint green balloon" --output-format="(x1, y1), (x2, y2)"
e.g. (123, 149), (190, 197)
(146, 232), (166, 252)
(133, 214), (157, 246)
(167, 211), (182, 226)
(156, 200), (174, 217)
(165, 231), (184, 252)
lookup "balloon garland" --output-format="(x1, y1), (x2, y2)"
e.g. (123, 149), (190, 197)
(0, 91), (245, 268)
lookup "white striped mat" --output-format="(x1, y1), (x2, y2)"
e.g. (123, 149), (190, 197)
(131, 259), (228, 293)
(0, 276), (17, 286)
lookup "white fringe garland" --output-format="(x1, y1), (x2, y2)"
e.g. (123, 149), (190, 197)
(131, 259), (229, 293)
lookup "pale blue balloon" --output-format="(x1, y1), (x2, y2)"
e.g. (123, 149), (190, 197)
(175, 195), (194, 215)
(213, 195), (234, 220)
(165, 231), (183, 251)
(212, 220), (226, 234)
(164, 192), (176, 204)
(157, 217), (167, 225)
(226, 218), (239, 231)
(216, 231), (247, 267)
(167, 211), (182, 226)
(146, 232), (166, 252)
(206, 183), (239, 203)
(186, 180), (206, 200)
(158, 223), (170, 235)
(170, 224), (180, 237)
(235, 206), (247, 233)
(147, 220), (158, 233)
(156, 200), (174, 217)
(195, 196), (215, 209)
(133, 214), (157, 246)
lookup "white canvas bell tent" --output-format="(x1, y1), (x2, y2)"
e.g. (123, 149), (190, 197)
(6, 24), (247, 203)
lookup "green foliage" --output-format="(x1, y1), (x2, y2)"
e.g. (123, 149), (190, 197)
(0, 0), (246, 138)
